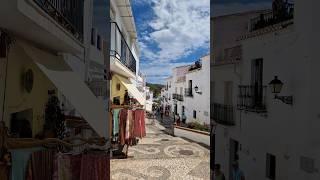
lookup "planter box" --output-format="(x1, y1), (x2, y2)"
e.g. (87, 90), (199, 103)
(174, 126), (210, 146)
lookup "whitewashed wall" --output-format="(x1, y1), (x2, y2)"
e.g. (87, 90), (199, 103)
(185, 55), (210, 124)
(214, 2), (320, 179)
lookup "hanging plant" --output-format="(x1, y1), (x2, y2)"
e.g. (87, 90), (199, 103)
(44, 92), (66, 140)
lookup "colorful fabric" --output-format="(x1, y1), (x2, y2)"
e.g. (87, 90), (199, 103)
(0, 164), (9, 180)
(112, 109), (121, 137)
(119, 109), (128, 145)
(125, 110), (132, 140)
(53, 154), (71, 180)
(134, 110), (146, 138)
(31, 150), (55, 180)
(80, 154), (109, 180)
(70, 154), (82, 180)
(10, 148), (42, 180)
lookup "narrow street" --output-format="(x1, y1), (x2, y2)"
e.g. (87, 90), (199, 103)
(111, 116), (210, 180)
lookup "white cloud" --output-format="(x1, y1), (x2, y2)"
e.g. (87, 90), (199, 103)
(145, 0), (210, 62)
(140, 61), (191, 84)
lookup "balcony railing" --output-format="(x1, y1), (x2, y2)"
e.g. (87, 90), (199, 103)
(213, 45), (242, 66)
(173, 93), (183, 101)
(184, 88), (193, 97)
(34, 0), (84, 42)
(212, 103), (235, 126)
(250, 3), (294, 32)
(88, 80), (107, 97)
(237, 85), (267, 112)
(110, 22), (137, 73)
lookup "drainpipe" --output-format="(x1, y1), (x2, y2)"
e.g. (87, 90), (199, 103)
(0, 31), (9, 123)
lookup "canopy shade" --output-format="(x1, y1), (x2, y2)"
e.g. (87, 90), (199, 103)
(19, 41), (108, 138)
(114, 75), (145, 106)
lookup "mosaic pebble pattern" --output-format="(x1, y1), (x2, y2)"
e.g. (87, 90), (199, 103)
(111, 117), (210, 180)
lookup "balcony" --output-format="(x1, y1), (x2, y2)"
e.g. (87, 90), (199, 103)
(173, 93), (184, 101)
(34, 0), (84, 42)
(212, 103), (235, 126)
(110, 22), (136, 77)
(88, 80), (107, 97)
(176, 76), (186, 83)
(0, 0), (84, 53)
(185, 88), (193, 97)
(213, 45), (242, 66)
(249, 3), (294, 32)
(237, 85), (267, 112)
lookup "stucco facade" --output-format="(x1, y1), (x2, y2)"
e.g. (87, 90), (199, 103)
(212, 1), (320, 179)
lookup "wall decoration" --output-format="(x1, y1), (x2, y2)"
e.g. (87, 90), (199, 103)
(22, 69), (34, 93)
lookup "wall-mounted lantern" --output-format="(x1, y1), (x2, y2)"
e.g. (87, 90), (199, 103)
(194, 86), (202, 95)
(269, 76), (293, 105)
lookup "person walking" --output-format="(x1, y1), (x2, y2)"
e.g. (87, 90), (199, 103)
(160, 107), (164, 120)
(214, 164), (225, 180)
(232, 162), (245, 180)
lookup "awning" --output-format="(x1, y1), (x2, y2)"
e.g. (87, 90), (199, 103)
(114, 75), (145, 106)
(19, 41), (108, 138)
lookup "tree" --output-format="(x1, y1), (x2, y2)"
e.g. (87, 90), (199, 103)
(44, 93), (65, 139)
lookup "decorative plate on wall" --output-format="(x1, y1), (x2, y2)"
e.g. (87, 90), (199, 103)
(23, 69), (34, 93)
(116, 83), (121, 91)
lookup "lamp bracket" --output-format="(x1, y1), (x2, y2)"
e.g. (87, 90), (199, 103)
(275, 94), (293, 105)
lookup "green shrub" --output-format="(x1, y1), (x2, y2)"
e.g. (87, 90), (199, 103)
(186, 122), (210, 132)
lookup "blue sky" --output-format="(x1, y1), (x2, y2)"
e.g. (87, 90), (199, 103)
(131, 0), (272, 84)
(131, 0), (210, 84)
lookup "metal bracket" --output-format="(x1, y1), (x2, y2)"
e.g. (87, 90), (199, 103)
(275, 95), (293, 105)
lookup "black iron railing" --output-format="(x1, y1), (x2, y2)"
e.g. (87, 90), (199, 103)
(88, 80), (107, 97)
(237, 85), (267, 112)
(213, 45), (242, 66)
(173, 93), (183, 101)
(185, 88), (193, 97)
(34, 0), (84, 42)
(110, 22), (136, 73)
(212, 103), (235, 126)
(250, 2), (294, 32)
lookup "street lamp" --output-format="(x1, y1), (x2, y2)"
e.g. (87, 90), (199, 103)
(194, 86), (202, 94)
(194, 86), (199, 92)
(269, 76), (293, 105)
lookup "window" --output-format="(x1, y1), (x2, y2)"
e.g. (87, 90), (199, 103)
(251, 58), (263, 107)
(266, 153), (276, 180)
(91, 28), (96, 45)
(193, 110), (197, 119)
(189, 80), (193, 92)
(97, 35), (101, 50)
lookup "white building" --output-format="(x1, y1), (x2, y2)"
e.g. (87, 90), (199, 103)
(185, 55), (210, 125)
(162, 55), (210, 125)
(0, 0), (109, 139)
(212, 1), (320, 180)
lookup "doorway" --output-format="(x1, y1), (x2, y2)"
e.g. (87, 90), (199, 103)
(182, 106), (185, 123)
(229, 139), (239, 180)
(10, 109), (33, 138)
(174, 104), (177, 115)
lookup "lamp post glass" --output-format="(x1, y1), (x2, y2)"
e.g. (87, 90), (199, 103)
(269, 76), (283, 94)
(194, 86), (199, 92)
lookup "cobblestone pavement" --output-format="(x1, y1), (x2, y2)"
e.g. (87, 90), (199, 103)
(111, 115), (210, 180)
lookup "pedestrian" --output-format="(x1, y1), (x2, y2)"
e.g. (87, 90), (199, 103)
(160, 108), (164, 120)
(214, 164), (225, 180)
(232, 161), (245, 180)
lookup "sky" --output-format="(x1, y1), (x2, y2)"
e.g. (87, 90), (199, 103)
(131, 0), (272, 84)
